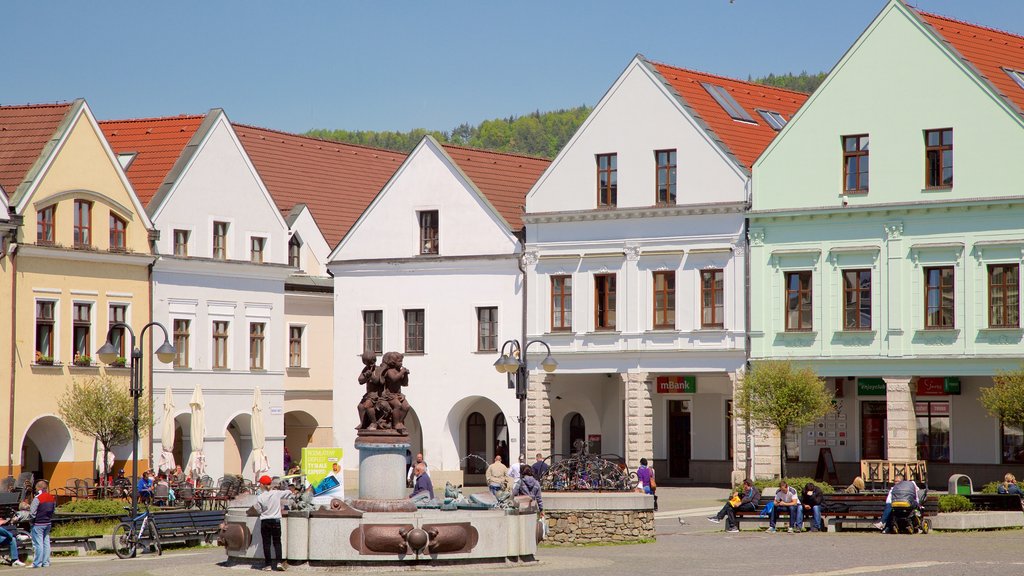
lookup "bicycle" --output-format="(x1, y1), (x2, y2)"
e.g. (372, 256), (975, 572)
(111, 502), (162, 559)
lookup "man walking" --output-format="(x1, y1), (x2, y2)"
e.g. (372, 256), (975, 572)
(29, 480), (54, 568)
(485, 455), (508, 496)
(531, 453), (549, 479)
(254, 475), (291, 571)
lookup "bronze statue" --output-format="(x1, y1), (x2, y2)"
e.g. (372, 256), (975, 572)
(355, 351), (410, 434)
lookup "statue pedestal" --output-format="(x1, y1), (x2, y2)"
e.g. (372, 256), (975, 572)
(353, 433), (416, 512)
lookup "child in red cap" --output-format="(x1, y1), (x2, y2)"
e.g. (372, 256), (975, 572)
(254, 475), (291, 571)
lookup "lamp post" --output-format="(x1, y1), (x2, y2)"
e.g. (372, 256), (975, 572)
(493, 339), (557, 460)
(97, 322), (176, 526)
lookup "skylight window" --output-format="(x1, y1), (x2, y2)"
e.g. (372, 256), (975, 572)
(757, 109), (787, 130)
(701, 83), (755, 123)
(1004, 68), (1024, 91)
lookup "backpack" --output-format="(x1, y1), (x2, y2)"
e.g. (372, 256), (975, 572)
(759, 501), (775, 518)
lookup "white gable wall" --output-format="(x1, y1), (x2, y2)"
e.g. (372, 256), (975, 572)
(153, 117), (289, 262)
(527, 59), (747, 214)
(288, 206), (331, 276)
(337, 141), (518, 261)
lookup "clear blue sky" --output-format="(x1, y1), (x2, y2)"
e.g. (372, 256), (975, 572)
(4, 1), (1021, 133)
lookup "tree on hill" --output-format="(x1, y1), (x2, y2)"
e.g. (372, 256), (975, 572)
(736, 360), (833, 478)
(750, 71), (827, 94)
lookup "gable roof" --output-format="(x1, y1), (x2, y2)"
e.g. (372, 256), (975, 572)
(100, 114), (205, 206)
(642, 57), (808, 172)
(233, 125), (407, 247)
(911, 5), (1024, 117)
(0, 102), (75, 200)
(439, 143), (550, 230)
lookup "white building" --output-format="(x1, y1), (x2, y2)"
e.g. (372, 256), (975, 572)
(329, 136), (549, 488)
(103, 111), (293, 480)
(523, 55), (807, 483)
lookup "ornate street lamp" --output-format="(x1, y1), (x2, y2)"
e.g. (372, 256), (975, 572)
(493, 339), (557, 458)
(97, 322), (176, 535)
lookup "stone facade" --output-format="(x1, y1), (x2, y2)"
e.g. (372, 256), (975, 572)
(544, 510), (655, 545)
(623, 372), (653, 469)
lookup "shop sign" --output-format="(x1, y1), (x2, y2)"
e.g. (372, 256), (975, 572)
(944, 377), (961, 395)
(656, 375), (696, 394)
(857, 378), (886, 396)
(917, 377), (961, 396)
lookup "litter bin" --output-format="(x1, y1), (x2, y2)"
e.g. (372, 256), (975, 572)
(948, 474), (972, 495)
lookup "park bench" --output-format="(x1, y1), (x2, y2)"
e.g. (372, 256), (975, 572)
(49, 535), (100, 556)
(965, 493), (1024, 512)
(733, 492), (939, 532)
(120, 509), (225, 546)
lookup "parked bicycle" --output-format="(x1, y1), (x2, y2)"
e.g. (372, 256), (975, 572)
(111, 503), (161, 559)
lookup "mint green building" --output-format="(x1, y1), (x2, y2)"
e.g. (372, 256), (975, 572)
(749, 0), (1024, 484)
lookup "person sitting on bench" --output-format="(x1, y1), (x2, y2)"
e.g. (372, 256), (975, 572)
(801, 482), (824, 532)
(708, 478), (759, 532)
(769, 481), (803, 533)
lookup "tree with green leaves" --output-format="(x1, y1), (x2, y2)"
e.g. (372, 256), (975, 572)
(58, 375), (152, 482)
(736, 360), (833, 478)
(980, 367), (1024, 446)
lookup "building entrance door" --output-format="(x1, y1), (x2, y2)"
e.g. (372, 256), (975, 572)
(861, 401), (887, 460)
(668, 400), (691, 478)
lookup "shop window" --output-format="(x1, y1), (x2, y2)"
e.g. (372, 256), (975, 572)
(915, 401), (950, 462)
(1002, 422), (1024, 464)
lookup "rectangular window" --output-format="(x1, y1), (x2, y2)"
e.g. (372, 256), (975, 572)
(288, 326), (303, 368)
(757, 109), (787, 130)
(363, 310), (383, 354)
(924, 266), (955, 329)
(419, 211), (439, 255)
(785, 271), (813, 331)
(109, 214), (127, 251)
(477, 307), (498, 352)
(988, 264), (1019, 328)
(108, 304), (126, 357)
(925, 129), (953, 188)
(404, 309), (425, 354)
(1002, 422), (1024, 464)
(37, 206), (55, 245)
(915, 401), (950, 462)
(249, 322), (265, 370)
(73, 302), (91, 358)
(701, 269), (725, 328)
(213, 221), (228, 260)
(842, 269), (872, 330)
(173, 319), (190, 368)
(655, 149), (677, 205)
(652, 271), (676, 329)
(35, 301), (54, 359)
(173, 229), (189, 257)
(551, 275), (573, 332)
(594, 273), (617, 330)
(843, 135), (869, 193)
(250, 236), (266, 264)
(596, 153), (617, 207)
(288, 236), (301, 268)
(212, 320), (229, 369)
(73, 200), (92, 247)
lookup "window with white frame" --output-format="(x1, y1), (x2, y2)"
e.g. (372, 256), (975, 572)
(72, 302), (92, 361)
(35, 301), (56, 362)
(288, 325), (303, 368)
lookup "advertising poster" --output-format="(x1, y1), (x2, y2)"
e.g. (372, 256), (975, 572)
(302, 447), (344, 500)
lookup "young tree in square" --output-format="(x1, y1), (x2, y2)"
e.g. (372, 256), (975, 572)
(58, 375), (153, 483)
(980, 366), (1024, 442)
(736, 360), (833, 478)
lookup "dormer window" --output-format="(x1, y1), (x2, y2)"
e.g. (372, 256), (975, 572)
(173, 229), (189, 257)
(288, 235), (302, 268)
(73, 200), (92, 248)
(213, 221), (228, 260)
(109, 213), (127, 251)
(419, 210), (439, 255)
(250, 236), (266, 264)
(37, 206), (55, 245)
(702, 83), (755, 122)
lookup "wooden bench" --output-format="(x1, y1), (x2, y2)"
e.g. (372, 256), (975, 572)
(50, 535), (100, 556)
(733, 493), (939, 532)
(965, 493), (1024, 512)
(121, 509), (225, 547)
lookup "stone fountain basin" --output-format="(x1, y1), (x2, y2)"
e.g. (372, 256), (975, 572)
(223, 506), (538, 564)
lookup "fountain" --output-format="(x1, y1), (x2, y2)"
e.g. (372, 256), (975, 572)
(220, 351), (539, 565)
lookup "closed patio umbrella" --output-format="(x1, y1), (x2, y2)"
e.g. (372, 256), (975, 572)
(185, 385), (206, 478)
(250, 387), (270, 478)
(159, 385), (176, 473)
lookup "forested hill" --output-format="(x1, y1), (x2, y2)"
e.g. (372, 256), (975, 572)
(305, 72), (825, 158)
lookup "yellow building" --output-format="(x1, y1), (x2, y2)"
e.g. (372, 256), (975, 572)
(0, 100), (155, 489)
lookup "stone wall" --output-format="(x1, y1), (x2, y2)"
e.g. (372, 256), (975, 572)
(545, 509), (654, 545)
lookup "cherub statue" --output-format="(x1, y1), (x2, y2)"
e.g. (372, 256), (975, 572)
(356, 351), (386, 430)
(380, 351), (411, 433)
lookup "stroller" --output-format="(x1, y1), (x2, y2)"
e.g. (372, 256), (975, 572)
(889, 484), (929, 534)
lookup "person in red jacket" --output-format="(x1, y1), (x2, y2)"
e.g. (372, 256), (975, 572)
(29, 480), (54, 568)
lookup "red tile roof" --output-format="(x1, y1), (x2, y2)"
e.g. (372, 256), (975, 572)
(0, 102), (73, 199)
(234, 125), (407, 247)
(100, 115), (205, 207)
(440, 144), (550, 230)
(914, 7), (1024, 115)
(645, 59), (808, 171)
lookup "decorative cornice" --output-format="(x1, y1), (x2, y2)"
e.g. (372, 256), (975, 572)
(884, 221), (904, 240)
(750, 195), (1024, 220)
(623, 245), (640, 261)
(17, 244), (156, 266)
(748, 228), (765, 247)
(524, 201), (745, 224)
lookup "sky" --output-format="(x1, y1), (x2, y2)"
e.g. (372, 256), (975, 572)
(4, 1), (1023, 134)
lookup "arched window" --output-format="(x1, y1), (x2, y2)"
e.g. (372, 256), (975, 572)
(466, 412), (486, 474)
(568, 413), (585, 454)
(494, 414), (510, 466)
